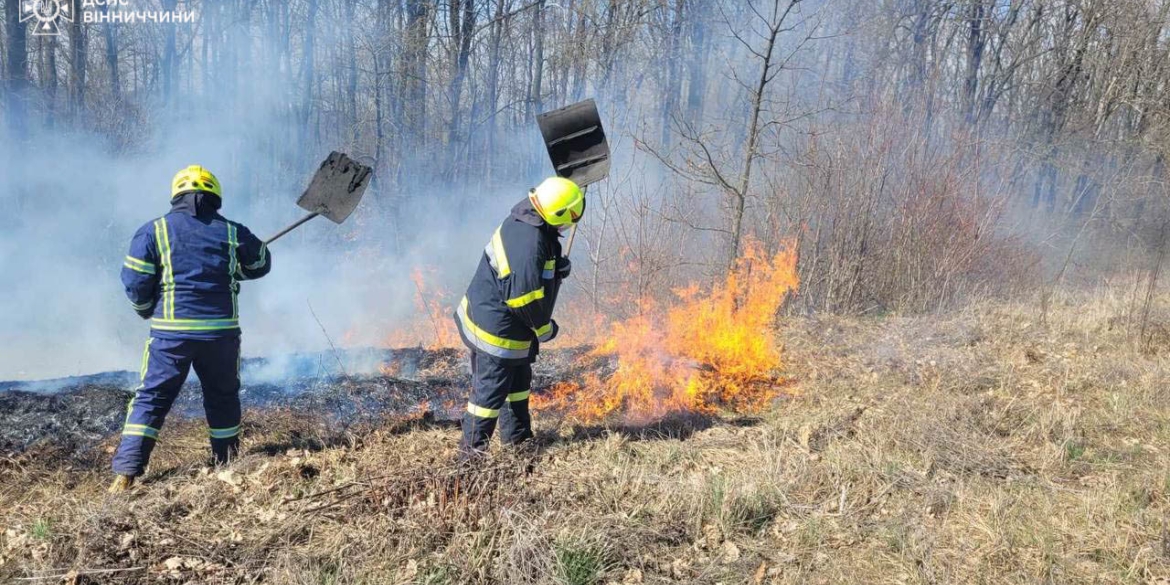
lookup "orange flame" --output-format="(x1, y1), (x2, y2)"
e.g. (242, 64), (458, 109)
(535, 241), (799, 421)
(378, 360), (402, 377)
(382, 266), (459, 350)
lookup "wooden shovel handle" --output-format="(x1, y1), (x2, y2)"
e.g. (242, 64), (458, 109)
(562, 184), (587, 257)
(564, 224), (578, 256)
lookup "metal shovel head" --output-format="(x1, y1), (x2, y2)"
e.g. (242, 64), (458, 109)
(537, 99), (610, 187)
(296, 151), (372, 224)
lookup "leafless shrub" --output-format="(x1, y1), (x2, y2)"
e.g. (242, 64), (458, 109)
(759, 110), (1042, 314)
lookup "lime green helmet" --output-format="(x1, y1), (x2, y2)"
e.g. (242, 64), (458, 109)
(528, 176), (584, 227)
(171, 165), (222, 199)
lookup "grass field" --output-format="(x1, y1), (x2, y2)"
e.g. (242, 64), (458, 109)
(3, 291), (1170, 584)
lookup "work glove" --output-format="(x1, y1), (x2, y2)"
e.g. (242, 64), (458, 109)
(555, 256), (571, 281)
(135, 306), (154, 319)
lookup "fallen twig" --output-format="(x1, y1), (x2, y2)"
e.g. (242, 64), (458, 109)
(19, 566), (144, 581)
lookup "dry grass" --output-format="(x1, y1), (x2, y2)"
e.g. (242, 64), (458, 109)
(4, 290), (1170, 584)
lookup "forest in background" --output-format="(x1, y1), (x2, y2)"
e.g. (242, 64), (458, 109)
(9, 4), (1170, 582)
(4, 0), (1170, 331)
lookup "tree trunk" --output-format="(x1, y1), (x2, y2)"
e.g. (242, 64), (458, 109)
(599, 0), (618, 97)
(42, 35), (59, 128)
(403, 0), (429, 147)
(485, 0), (507, 182)
(963, 0), (986, 123)
(729, 0), (793, 270)
(660, 0), (684, 146)
(569, 0), (587, 100)
(201, 0), (212, 99)
(5, 0), (30, 138)
(69, 8), (86, 118)
(102, 3), (119, 101)
(446, 0), (476, 176)
(685, 0), (708, 119)
(374, 0), (390, 183)
(345, 0), (358, 140)
(527, 0), (546, 121)
(161, 0), (178, 105)
(300, 0), (320, 160)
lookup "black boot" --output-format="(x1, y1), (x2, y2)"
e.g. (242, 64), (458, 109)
(499, 398), (534, 445)
(211, 437), (239, 466)
(459, 411), (498, 460)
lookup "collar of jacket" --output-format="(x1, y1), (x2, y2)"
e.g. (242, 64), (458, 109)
(509, 197), (561, 236)
(170, 192), (222, 218)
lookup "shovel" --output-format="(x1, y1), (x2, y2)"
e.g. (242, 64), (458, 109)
(537, 99), (611, 256)
(264, 151), (373, 245)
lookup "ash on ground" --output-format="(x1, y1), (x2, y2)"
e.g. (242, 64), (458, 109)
(0, 346), (603, 462)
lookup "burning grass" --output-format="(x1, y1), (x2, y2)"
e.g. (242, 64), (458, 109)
(365, 241), (799, 424)
(537, 243), (799, 421)
(381, 266), (460, 351)
(5, 288), (1170, 583)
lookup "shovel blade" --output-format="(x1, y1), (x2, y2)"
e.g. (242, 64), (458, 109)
(296, 151), (372, 224)
(537, 99), (610, 187)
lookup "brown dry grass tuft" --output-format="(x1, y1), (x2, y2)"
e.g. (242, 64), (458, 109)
(4, 289), (1170, 583)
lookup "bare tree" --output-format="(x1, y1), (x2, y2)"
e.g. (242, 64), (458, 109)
(5, 0), (1170, 315)
(5, 0), (30, 139)
(645, 0), (807, 271)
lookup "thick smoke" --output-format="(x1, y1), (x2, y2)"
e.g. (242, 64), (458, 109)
(1, 0), (702, 383)
(2, 0), (972, 380)
(0, 84), (554, 382)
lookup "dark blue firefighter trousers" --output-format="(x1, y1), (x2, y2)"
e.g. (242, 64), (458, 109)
(111, 336), (242, 476)
(461, 350), (534, 454)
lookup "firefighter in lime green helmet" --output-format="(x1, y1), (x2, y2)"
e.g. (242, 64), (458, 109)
(110, 164), (272, 493)
(453, 176), (584, 456)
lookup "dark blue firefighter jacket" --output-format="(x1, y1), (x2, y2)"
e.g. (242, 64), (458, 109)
(454, 198), (562, 364)
(121, 193), (272, 339)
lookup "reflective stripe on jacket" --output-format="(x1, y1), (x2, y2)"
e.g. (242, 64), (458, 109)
(121, 195), (272, 340)
(454, 198), (562, 363)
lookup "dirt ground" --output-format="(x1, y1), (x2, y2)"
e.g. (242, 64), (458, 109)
(3, 293), (1170, 584)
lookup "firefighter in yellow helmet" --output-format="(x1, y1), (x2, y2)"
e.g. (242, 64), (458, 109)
(110, 165), (273, 492)
(454, 176), (584, 456)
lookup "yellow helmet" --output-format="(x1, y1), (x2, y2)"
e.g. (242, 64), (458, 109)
(528, 176), (584, 227)
(171, 165), (222, 199)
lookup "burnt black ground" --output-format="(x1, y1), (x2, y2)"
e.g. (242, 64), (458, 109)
(0, 384), (130, 459)
(0, 345), (603, 461)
